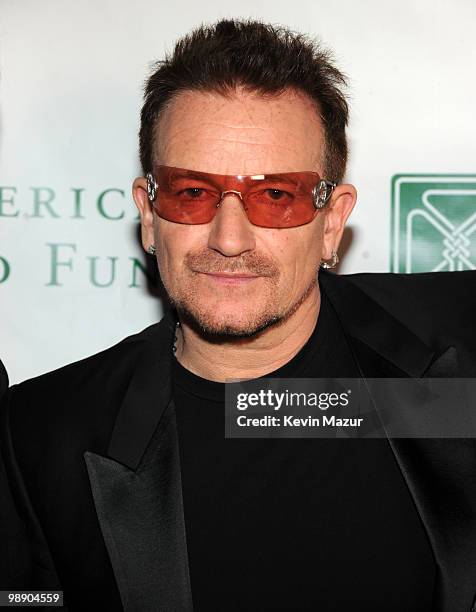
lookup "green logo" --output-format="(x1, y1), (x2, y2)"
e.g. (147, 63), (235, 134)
(391, 175), (476, 273)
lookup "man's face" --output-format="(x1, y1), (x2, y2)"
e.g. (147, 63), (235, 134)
(134, 87), (354, 337)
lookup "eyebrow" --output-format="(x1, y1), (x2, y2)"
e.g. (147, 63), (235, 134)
(165, 167), (312, 186)
(251, 174), (301, 186)
(169, 169), (211, 180)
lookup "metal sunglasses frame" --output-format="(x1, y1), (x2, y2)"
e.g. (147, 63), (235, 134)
(145, 169), (336, 212)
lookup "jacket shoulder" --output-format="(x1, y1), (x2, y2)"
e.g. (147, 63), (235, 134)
(335, 269), (476, 346)
(9, 321), (161, 397)
(1, 321), (167, 462)
(344, 269), (476, 302)
(0, 359), (7, 399)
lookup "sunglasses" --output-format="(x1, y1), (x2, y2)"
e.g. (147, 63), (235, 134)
(146, 165), (336, 229)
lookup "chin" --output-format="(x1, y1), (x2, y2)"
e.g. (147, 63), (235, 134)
(177, 302), (282, 339)
(167, 272), (318, 339)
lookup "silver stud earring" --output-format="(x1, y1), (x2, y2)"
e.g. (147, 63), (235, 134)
(320, 249), (339, 269)
(147, 245), (156, 255)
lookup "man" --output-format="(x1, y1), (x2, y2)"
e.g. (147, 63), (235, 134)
(2, 18), (476, 612)
(0, 361), (7, 398)
(0, 360), (31, 591)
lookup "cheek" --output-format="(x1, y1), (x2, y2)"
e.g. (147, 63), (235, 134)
(155, 222), (206, 274)
(262, 225), (322, 284)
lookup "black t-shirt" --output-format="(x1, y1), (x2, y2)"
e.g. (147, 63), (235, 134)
(172, 291), (436, 611)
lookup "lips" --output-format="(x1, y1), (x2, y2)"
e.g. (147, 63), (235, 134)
(204, 272), (259, 278)
(195, 271), (260, 284)
(191, 267), (260, 278)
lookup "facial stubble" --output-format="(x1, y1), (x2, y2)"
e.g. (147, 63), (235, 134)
(164, 264), (318, 341)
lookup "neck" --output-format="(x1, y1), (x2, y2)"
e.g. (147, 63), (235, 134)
(174, 283), (321, 382)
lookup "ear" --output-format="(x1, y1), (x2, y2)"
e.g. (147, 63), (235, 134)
(321, 183), (357, 260)
(132, 176), (155, 252)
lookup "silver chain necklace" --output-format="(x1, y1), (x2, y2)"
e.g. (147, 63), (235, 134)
(172, 320), (180, 355)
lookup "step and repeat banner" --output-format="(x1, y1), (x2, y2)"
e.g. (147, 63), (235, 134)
(1, 0), (475, 384)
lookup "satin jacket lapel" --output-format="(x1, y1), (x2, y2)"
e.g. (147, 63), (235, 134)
(320, 271), (476, 612)
(84, 308), (193, 612)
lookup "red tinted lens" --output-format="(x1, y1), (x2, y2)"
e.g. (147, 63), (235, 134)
(154, 166), (221, 224)
(244, 176), (318, 228)
(152, 166), (321, 228)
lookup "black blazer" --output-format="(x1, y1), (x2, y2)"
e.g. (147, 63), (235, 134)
(0, 360), (7, 399)
(0, 361), (32, 593)
(1, 270), (476, 612)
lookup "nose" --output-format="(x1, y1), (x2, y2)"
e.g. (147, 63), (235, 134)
(207, 192), (256, 257)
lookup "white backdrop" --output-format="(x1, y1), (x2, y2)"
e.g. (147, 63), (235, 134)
(1, 0), (475, 384)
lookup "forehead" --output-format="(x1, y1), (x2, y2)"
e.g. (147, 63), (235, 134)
(154, 87), (325, 175)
